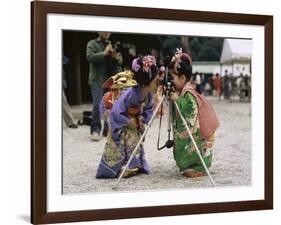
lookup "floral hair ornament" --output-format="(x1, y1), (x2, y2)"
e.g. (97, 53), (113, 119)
(173, 48), (183, 74)
(142, 55), (157, 79)
(132, 55), (157, 79)
(173, 48), (192, 74)
(131, 57), (141, 73)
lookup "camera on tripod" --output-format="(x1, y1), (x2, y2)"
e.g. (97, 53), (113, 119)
(157, 54), (176, 95)
(158, 68), (175, 97)
(156, 65), (176, 151)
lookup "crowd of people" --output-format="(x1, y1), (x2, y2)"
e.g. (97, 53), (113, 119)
(191, 70), (251, 102)
(64, 32), (221, 180)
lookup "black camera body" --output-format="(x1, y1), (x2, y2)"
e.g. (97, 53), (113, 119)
(158, 67), (175, 95)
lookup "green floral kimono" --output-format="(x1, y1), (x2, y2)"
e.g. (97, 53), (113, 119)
(172, 92), (215, 173)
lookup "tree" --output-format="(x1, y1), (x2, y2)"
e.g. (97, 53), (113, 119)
(189, 37), (223, 61)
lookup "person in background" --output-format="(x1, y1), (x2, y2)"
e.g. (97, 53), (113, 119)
(204, 81), (211, 96)
(244, 74), (250, 98)
(223, 70), (230, 100)
(214, 73), (222, 100)
(194, 72), (202, 94)
(210, 74), (215, 96)
(86, 32), (123, 141)
(62, 55), (78, 129)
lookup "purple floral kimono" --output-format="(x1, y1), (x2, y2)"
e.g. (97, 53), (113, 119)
(96, 86), (153, 178)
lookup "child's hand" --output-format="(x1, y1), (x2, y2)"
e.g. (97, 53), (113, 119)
(170, 92), (179, 101)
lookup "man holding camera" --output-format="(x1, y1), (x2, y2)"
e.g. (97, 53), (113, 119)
(86, 32), (123, 141)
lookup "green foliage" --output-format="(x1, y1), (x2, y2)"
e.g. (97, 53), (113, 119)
(160, 36), (224, 62)
(162, 36), (182, 57)
(189, 37), (224, 61)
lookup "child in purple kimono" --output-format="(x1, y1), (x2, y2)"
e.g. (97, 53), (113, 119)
(96, 56), (159, 178)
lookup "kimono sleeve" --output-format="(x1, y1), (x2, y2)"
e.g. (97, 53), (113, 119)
(176, 93), (198, 127)
(110, 91), (131, 144)
(141, 93), (154, 124)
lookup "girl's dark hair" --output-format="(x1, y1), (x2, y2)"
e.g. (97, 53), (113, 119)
(169, 53), (192, 81)
(131, 56), (159, 86)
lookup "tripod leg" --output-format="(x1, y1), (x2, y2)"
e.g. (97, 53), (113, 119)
(112, 95), (167, 189)
(173, 101), (216, 187)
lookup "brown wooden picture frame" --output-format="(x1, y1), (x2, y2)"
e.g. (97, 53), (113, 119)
(31, 1), (273, 224)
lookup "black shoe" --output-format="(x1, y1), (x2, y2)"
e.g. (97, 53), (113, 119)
(69, 124), (78, 129)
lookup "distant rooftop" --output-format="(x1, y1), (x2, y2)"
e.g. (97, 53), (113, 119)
(220, 39), (252, 63)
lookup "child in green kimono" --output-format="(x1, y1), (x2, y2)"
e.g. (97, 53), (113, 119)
(170, 49), (217, 178)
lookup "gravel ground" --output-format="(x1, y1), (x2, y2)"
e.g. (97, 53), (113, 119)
(63, 97), (251, 194)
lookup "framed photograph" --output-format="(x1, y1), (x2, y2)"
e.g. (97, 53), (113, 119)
(31, 1), (273, 224)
